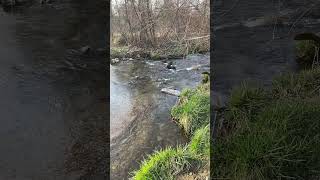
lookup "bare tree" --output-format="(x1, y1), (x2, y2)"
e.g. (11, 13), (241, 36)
(111, 0), (209, 52)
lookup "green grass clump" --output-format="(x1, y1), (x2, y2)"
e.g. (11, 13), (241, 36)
(213, 69), (320, 179)
(133, 126), (210, 180)
(214, 100), (320, 179)
(272, 67), (320, 99)
(226, 82), (270, 131)
(229, 83), (268, 112)
(188, 125), (210, 158)
(132, 147), (197, 180)
(171, 84), (210, 136)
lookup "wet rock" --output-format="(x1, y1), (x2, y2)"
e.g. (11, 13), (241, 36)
(161, 88), (180, 96)
(186, 64), (202, 71)
(111, 58), (120, 64)
(79, 45), (91, 54)
(166, 62), (176, 70)
(201, 72), (210, 84)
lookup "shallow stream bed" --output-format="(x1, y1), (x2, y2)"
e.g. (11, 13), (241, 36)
(110, 54), (210, 179)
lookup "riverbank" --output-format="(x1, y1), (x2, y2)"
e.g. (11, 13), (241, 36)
(132, 82), (210, 180)
(213, 67), (320, 179)
(111, 40), (209, 61)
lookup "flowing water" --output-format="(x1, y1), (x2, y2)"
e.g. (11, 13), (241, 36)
(213, 0), (320, 95)
(0, 1), (107, 179)
(110, 55), (210, 179)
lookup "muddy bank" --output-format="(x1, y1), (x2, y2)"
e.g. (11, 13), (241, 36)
(213, 0), (320, 96)
(0, 1), (107, 179)
(110, 54), (210, 179)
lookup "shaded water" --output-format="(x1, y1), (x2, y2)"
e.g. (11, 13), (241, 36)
(110, 55), (210, 179)
(0, 1), (107, 179)
(213, 0), (320, 95)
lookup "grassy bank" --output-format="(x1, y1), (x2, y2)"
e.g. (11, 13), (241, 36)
(213, 68), (320, 179)
(132, 83), (210, 180)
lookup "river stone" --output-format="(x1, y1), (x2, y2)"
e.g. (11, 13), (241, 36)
(79, 45), (90, 54)
(166, 62), (176, 70)
(186, 64), (202, 71)
(111, 58), (120, 64)
(161, 88), (180, 96)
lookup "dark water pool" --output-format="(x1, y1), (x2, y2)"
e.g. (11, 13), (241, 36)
(0, 1), (107, 179)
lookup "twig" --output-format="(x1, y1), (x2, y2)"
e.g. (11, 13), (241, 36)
(288, 5), (316, 34)
(214, 0), (240, 22)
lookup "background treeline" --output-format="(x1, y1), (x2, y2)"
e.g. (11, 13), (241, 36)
(111, 0), (209, 55)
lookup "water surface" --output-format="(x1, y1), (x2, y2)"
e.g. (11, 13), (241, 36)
(110, 55), (210, 179)
(0, 1), (107, 179)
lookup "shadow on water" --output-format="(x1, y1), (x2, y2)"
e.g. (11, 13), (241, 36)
(0, 0), (107, 179)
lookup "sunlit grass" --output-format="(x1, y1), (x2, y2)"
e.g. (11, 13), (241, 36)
(171, 84), (210, 136)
